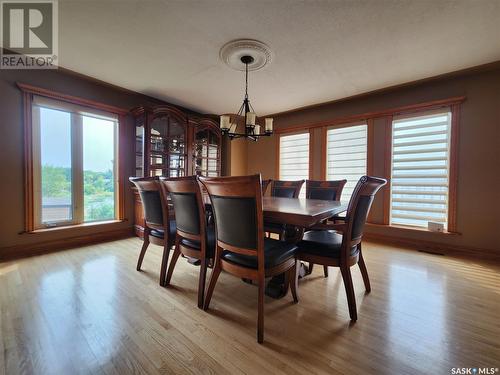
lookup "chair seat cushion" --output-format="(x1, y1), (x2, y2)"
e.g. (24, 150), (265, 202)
(297, 230), (358, 258)
(222, 238), (297, 269)
(179, 225), (216, 257)
(150, 220), (176, 240)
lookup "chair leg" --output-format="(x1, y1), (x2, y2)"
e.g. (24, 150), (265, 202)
(165, 244), (181, 286)
(197, 258), (208, 309)
(203, 264), (222, 311)
(323, 265), (329, 278)
(358, 246), (371, 293)
(290, 260), (299, 303)
(159, 243), (171, 287)
(257, 277), (265, 343)
(340, 265), (357, 321)
(308, 263), (314, 275)
(136, 232), (150, 271)
(283, 266), (290, 296)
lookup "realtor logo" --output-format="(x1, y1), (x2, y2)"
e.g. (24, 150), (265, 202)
(1, 0), (58, 69)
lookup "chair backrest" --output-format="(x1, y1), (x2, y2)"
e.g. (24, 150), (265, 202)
(129, 176), (169, 231)
(262, 179), (272, 195)
(270, 180), (305, 198)
(343, 176), (387, 252)
(306, 179), (347, 201)
(160, 176), (207, 245)
(199, 175), (264, 264)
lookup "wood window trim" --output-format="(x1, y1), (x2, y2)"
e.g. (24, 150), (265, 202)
(276, 96), (464, 233)
(383, 108), (460, 233)
(19, 83), (128, 232)
(382, 115), (393, 225)
(275, 130), (312, 180)
(273, 96), (466, 135)
(322, 121), (369, 181)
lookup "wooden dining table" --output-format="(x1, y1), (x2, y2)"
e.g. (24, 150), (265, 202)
(204, 195), (348, 298)
(204, 195), (347, 227)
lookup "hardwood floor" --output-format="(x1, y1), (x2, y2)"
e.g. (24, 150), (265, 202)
(1, 238), (499, 375)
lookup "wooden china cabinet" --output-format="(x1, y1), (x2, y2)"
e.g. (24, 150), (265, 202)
(131, 105), (221, 237)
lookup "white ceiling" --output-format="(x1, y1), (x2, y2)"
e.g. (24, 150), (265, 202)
(59, 0), (500, 115)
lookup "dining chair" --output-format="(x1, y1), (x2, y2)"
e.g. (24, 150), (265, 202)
(261, 179), (272, 195)
(305, 179), (347, 201)
(265, 179), (305, 239)
(296, 176), (386, 321)
(129, 176), (176, 286)
(270, 179), (304, 198)
(159, 176), (215, 309)
(305, 179), (347, 277)
(199, 174), (300, 343)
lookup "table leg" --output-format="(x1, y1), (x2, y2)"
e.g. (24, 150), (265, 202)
(264, 225), (307, 299)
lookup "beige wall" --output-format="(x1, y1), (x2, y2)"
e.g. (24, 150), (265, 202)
(0, 69), (197, 250)
(247, 65), (500, 252)
(229, 138), (249, 176)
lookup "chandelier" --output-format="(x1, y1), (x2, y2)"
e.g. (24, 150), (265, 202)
(220, 55), (273, 141)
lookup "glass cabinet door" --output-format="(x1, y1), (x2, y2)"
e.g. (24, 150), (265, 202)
(148, 114), (187, 177)
(149, 116), (168, 176)
(135, 122), (144, 177)
(194, 127), (220, 177)
(168, 120), (186, 177)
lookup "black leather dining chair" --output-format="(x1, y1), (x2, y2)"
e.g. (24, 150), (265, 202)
(265, 179), (305, 239)
(261, 179), (272, 195)
(199, 174), (300, 343)
(296, 176), (386, 321)
(129, 176), (176, 286)
(159, 176), (215, 309)
(305, 179), (347, 276)
(305, 179), (347, 201)
(270, 179), (304, 198)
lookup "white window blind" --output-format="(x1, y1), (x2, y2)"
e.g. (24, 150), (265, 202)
(279, 132), (309, 197)
(390, 111), (451, 229)
(326, 124), (367, 204)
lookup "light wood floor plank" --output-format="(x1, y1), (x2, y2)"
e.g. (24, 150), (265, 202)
(1, 238), (499, 375)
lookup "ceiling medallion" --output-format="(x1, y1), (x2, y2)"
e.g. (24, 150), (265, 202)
(219, 39), (273, 71)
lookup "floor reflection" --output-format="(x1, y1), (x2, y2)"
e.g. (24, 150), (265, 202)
(387, 262), (447, 370)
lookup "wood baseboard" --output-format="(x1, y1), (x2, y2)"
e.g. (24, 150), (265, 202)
(0, 227), (134, 262)
(363, 232), (500, 263)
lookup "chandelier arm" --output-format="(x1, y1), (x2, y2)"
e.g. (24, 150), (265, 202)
(236, 101), (245, 117)
(249, 101), (256, 114)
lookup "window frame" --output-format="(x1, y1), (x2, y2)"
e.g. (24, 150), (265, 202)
(277, 96), (463, 234)
(388, 109), (452, 230)
(323, 121), (370, 204)
(383, 103), (465, 234)
(276, 129), (313, 181)
(19, 83), (128, 232)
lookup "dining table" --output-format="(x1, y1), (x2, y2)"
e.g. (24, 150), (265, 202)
(204, 195), (348, 298)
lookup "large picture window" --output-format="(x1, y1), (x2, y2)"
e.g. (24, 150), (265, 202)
(390, 111), (452, 229)
(32, 96), (119, 228)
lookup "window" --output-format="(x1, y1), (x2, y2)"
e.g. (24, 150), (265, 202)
(32, 96), (118, 228)
(326, 124), (368, 204)
(279, 132), (310, 197)
(390, 111), (452, 229)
